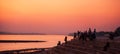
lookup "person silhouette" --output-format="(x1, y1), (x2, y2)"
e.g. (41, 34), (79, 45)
(79, 32), (83, 40)
(57, 41), (61, 46)
(64, 36), (67, 43)
(77, 31), (80, 37)
(92, 29), (96, 40)
(88, 28), (92, 41)
(80, 32), (86, 44)
(74, 32), (77, 39)
(80, 32), (85, 41)
(84, 31), (88, 41)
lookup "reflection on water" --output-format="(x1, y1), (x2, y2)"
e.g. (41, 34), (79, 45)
(0, 35), (73, 51)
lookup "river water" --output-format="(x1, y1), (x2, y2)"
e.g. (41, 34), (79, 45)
(0, 35), (73, 51)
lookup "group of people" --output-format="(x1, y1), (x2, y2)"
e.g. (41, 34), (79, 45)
(57, 36), (68, 46)
(57, 28), (115, 51)
(73, 28), (96, 41)
(57, 28), (97, 46)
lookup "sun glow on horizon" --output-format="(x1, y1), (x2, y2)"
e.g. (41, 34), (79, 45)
(0, 0), (120, 34)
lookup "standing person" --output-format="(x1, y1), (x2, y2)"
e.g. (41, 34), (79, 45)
(57, 41), (61, 46)
(74, 32), (77, 39)
(77, 31), (80, 37)
(92, 29), (96, 40)
(79, 32), (83, 40)
(81, 32), (86, 44)
(88, 28), (92, 41)
(84, 31), (87, 41)
(64, 36), (67, 43)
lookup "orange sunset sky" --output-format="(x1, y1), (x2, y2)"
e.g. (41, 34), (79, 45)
(0, 0), (120, 34)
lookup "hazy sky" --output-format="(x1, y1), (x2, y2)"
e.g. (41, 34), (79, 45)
(0, 0), (120, 34)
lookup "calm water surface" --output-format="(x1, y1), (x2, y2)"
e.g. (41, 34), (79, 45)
(0, 35), (73, 51)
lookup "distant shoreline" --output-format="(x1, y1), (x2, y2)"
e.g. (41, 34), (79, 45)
(0, 32), (46, 35)
(0, 34), (67, 35)
(0, 40), (46, 43)
(0, 34), (46, 35)
(0, 32), (67, 35)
